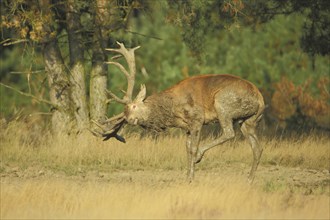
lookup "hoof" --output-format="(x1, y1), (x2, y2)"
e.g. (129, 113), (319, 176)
(247, 175), (255, 184)
(194, 151), (203, 164)
(186, 173), (194, 183)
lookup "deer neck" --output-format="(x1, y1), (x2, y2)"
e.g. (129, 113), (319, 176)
(141, 92), (175, 130)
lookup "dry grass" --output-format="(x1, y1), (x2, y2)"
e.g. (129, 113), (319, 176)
(1, 120), (329, 219)
(1, 121), (329, 173)
(1, 174), (329, 219)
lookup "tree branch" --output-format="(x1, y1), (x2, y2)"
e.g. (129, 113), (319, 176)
(0, 82), (60, 110)
(1, 38), (29, 46)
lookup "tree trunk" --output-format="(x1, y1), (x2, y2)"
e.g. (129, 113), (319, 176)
(90, 53), (108, 124)
(44, 40), (74, 135)
(66, 0), (89, 131)
(89, 0), (114, 124)
(90, 21), (108, 123)
(39, 0), (74, 135)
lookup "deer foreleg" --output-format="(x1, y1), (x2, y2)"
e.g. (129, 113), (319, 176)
(186, 129), (201, 182)
(195, 119), (235, 164)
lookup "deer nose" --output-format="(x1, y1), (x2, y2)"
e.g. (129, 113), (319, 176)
(127, 116), (138, 125)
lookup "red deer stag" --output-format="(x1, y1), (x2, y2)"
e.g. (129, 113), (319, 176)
(95, 42), (265, 182)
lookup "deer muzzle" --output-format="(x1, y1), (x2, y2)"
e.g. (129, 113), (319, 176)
(126, 116), (139, 125)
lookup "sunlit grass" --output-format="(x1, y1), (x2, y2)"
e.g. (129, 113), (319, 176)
(1, 120), (329, 219)
(1, 175), (329, 219)
(1, 121), (329, 173)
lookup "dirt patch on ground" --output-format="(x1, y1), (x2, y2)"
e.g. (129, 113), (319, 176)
(2, 163), (329, 195)
(1, 163), (329, 219)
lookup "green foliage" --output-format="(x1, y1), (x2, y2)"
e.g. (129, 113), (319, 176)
(202, 14), (329, 88)
(246, 0), (330, 56)
(1, 0), (329, 132)
(0, 46), (45, 117)
(115, 7), (328, 92)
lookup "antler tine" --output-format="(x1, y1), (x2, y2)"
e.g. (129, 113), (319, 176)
(105, 41), (124, 53)
(116, 41), (140, 52)
(91, 120), (107, 132)
(105, 112), (125, 123)
(103, 117), (125, 133)
(105, 89), (128, 104)
(110, 54), (123, 60)
(101, 119), (126, 142)
(131, 45), (141, 51)
(104, 61), (129, 78)
(105, 42), (139, 56)
(90, 118), (126, 143)
(101, 112), (127, 142)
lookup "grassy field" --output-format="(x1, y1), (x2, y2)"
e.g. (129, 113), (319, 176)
(1, 120), (329, 219)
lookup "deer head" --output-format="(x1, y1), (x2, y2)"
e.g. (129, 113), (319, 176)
(124, 84), (152, 125)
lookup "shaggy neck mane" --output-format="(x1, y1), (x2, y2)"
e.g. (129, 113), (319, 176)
(142, 91), (176, 131)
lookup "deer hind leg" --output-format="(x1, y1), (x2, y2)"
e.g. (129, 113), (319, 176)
(195, 116), (235, 164)
(240, 117), (263, 183)
(186, 129), (201, 182)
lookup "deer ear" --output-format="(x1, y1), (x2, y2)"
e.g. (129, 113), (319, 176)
(134, 84), (146, 103)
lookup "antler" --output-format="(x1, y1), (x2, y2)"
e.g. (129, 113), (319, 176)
(91, 42), (140, 142)
(91, 113), (126, 142)
(105, 41), (140, 104)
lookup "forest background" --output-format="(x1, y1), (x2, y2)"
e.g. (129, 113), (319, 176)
(0, 0), (329, 136)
